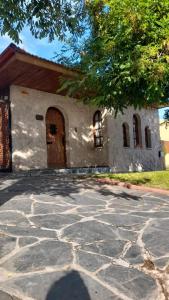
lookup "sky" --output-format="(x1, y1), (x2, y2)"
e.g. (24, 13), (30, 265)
(0, 28), (168, 120)
(0, 28), (64, 60)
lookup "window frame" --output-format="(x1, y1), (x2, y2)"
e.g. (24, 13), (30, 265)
(93, 110), (103, 148)
(133, 114), (142, 148)
(145, 126), (152, 149)
(122, 122), (130, 148)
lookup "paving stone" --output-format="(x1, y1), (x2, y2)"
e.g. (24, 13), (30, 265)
(122, 189), (146, 198)
(143, 219), (169, 257)
(148, 194), (169, 202)
(81, 240), (126, 258)
(141, 196), (169, 206)
(0, 175), (168, 300)
(0, 197), (32, 214)
(34, 202), (72, 214)
(30, 214), (81, 230)
(134, 204), (162, 211)
(95, 213), (147, 227)
(2, 270), (122, 300)
(18, 237), (38, 248)
(154, 257), (169, 268)
(76, 250), (110, 272)
(109, 200), (141, 213)
(63, 220), (117, 244)
(109, 195), (142, 206)
(0, 290), (20, 300)
(77, 205), (105, 214)
(115, 228), (138, 241)
(62, 194), (106, 206)
(124, 245), (144, 264)
(0, 236), (16, 259)
(0, 212), (29, 226)
(33, 194), (66, 204)
(0, 225), (56, 238)
(98, 265), (158, 300)
(1, 240), (73, 273)
(131, 211), (169, 218)
(81, 191), (115, 201)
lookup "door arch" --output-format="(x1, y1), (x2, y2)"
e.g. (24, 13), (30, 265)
(46, 107), (66, 168)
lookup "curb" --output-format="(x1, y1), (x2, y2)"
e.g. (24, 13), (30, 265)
(96, 178), (169, 196)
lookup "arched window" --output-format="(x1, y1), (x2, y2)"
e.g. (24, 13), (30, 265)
(133, 114), (142, 148)
(93, 110), (103, 147)
(145, 126), (152, 148)
(122, 123), (130, 147)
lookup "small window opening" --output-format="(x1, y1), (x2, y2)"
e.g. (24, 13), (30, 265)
(50, 124), (57, 135)
(145, 126), (152, 148)
(93, 111), (103, 147)
(122, 123), (130, 147)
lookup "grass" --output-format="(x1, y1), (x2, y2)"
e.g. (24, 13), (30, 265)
(96, 170), (169, 190)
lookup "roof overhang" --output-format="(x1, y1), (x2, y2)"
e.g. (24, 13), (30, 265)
(0, 43), (77, 94)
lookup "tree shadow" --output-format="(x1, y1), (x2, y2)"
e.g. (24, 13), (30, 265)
(46, 270), (91, 300)
(0, 173), (142, 207)
(98, 186), (142, 201)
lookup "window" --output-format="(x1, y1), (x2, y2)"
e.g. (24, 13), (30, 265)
(122, 123), (130, 147)
(133, 114), (142, 147)
(50, 124), (57, 135)
(145, 126), (152, 148)
(93, 110), (103, 147)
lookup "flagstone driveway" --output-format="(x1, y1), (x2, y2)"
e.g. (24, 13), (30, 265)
(0, 175), (169, 300)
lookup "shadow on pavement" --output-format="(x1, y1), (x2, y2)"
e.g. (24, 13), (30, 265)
(46, 270), (91, 300)
(0, 174), (142, 207)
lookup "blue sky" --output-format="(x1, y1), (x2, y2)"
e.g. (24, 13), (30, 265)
(0, 28), (168, 120)
(159, 107), (168, 120)
(0, 28), (64, 60)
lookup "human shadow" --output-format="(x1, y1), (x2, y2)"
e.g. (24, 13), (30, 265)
(46, 270), (91, 300)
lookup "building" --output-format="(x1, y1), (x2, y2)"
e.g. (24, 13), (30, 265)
(160, 120), (169, 169)
(0, 44), (162, 172)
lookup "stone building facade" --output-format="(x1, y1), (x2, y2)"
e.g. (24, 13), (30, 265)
(0, 44), (163, 172)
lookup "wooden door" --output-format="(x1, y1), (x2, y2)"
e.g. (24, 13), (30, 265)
(46, 108), (66, 168)
(0, 103), (10, 170)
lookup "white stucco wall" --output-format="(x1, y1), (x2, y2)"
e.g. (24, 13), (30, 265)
(10, 85), (108, 170)
(10, 85), (163, 172)
(160, 122), (169, 169)
(160, 122), (169, 141)
(107, 107), (163, 172)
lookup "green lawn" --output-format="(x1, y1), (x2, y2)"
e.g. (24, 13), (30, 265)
(96, 170), (169, 190)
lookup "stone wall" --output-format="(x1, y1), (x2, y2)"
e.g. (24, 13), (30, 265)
(107, 107), (163, 172)
(10, 85), (108, 170)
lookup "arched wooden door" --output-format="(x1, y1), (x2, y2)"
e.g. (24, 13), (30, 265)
(0, 103), (10, 170)
(46, 108), (66, 168)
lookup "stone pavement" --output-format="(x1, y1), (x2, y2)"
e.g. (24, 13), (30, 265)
(0, 175), (169, 300)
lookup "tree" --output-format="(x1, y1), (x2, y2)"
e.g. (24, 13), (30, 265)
(1, 0), (169, 112)
(0, 0), (85, 43)
(164, 109), (169, 121)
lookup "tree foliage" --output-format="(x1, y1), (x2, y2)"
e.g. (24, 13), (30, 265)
(1, 0), (169, 112)
(0, 0), (85, 43)
(58, 0), (169, 112)
(164, 109), (169, 121)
